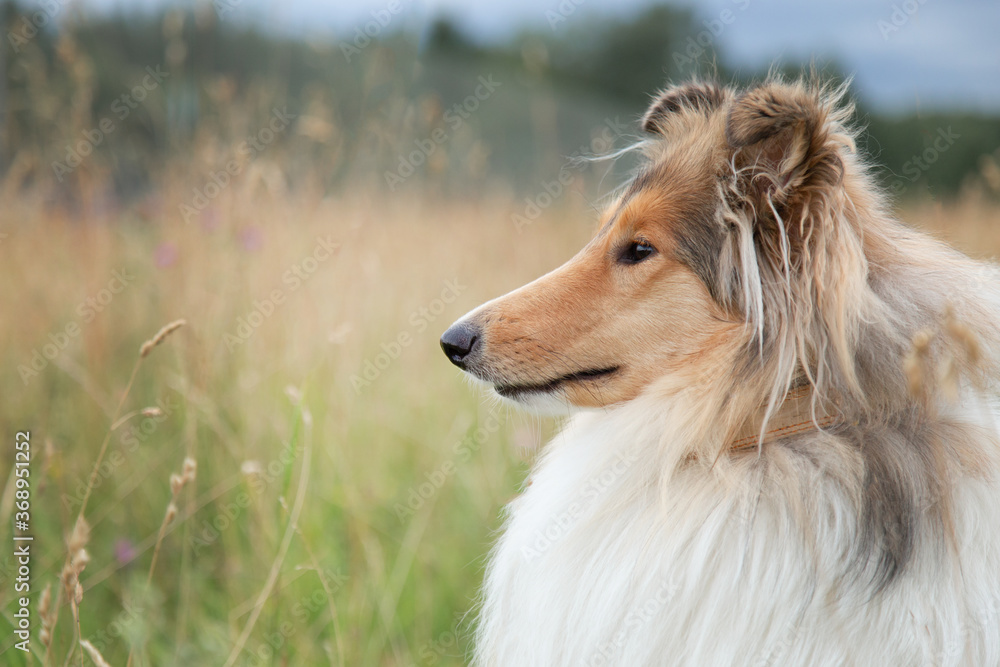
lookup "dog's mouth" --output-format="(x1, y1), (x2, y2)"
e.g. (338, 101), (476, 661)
(493, 366), (620, 398)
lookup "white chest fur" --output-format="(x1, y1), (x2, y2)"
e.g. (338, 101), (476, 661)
(474, 403), (1000, 667)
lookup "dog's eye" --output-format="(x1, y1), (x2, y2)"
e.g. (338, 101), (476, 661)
(620, 240), (656, 264)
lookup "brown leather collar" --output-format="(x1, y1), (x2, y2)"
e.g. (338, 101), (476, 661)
(729, 384), (839, 451)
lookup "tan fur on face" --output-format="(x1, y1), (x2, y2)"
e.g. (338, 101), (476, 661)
(467, 113), (738, 408)
(468, 76), (1000, 666)
(457, 76), (1000, 467)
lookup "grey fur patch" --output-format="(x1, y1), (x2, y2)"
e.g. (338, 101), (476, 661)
(673, 210), (731, 306)
(841, 412), (939, 594)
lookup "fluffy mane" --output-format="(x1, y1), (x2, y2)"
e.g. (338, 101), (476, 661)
(467, 78), (1000, 666)
(642, 78), (1000, 590)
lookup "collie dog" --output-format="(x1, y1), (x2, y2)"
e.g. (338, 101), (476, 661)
(440, 79), (1000, 666)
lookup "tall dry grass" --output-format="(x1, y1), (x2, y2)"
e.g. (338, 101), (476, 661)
(0, 117), (997, 666)
(2, 11), (998, 665)
(3, 179), (997, 665)
(0, 175), (607, 665)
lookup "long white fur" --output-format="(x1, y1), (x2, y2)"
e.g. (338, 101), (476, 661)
(475, 386), (1000, 666)
(466, 80), (1000, 666)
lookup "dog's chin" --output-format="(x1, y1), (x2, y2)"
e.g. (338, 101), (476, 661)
(468, 366), (620, 416)
(495, 386), (577, 416)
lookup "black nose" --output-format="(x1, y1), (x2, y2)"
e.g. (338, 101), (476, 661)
(440, 321), (481, 368)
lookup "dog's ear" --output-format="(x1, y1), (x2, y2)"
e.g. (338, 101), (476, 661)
(642, 81), (727, 134)
(725, 81), (845, 210)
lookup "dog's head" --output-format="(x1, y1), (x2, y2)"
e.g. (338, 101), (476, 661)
(442, 79), (863, 412)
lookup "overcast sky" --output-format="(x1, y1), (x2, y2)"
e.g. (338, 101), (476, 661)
(79, 0), (1000, 113)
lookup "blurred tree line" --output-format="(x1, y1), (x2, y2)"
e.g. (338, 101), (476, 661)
(1, 0), (998, 211)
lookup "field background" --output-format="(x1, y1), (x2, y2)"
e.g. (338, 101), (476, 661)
(1, 1), (999, 665)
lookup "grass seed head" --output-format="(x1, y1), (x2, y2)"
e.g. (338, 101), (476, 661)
(241, 460), (263, 476)
(71, 548), (91, 571)
(182, 456), (197, 482)
(140, 319), (186, 358)
(39, 584), (52, 617)
(39, 583), (55, 646)
(170, 473), (185, 496)
(68, 517), (91, 554)
(81, 639), (112, 667)
(165, 501), (178, 524)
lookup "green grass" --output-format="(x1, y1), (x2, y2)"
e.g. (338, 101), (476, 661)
(3, 183), (995, 665)
(0, 190), (578, 665)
